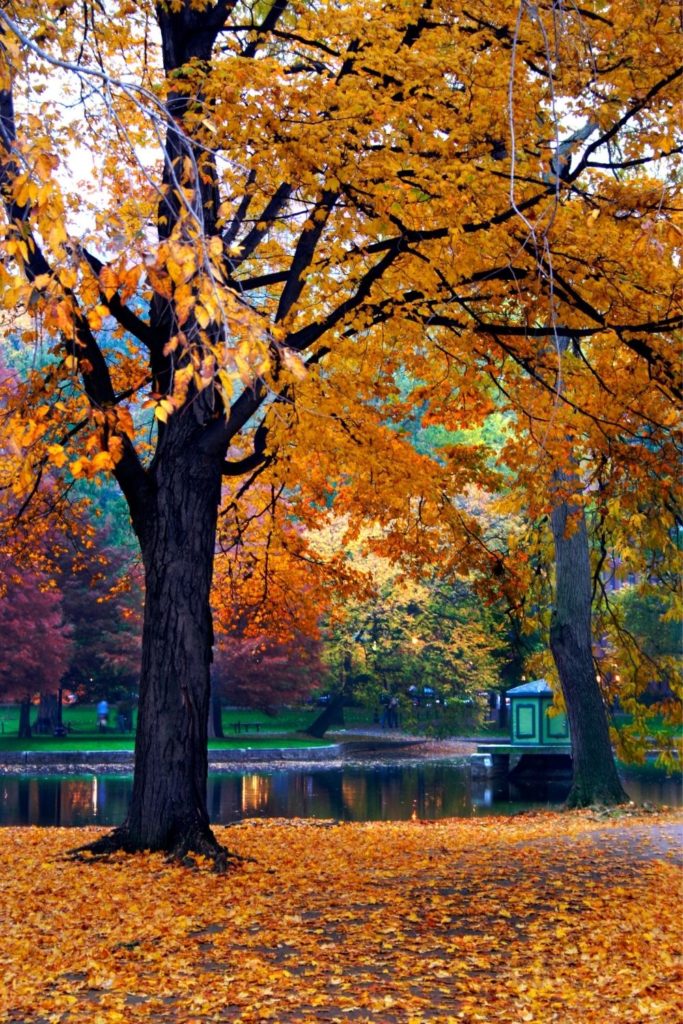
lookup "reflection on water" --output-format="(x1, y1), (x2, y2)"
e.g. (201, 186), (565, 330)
(1, 762), (681, 828)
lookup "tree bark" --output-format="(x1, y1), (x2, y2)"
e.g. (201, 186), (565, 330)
(117, 430), (225, 856)
(73, 428), (239, 866)
(17, 698), (31, 739)
(34, 693), (59, 735)
(208, 685), (225, 739)
(550, 501), (629, 807)
(305, 693), (346, 738)
(69, 417), (235, 865)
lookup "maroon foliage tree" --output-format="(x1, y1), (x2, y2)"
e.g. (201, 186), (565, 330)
(0, 554), (72, 736)
(58, 533), (143, 702)
(212, 631), (323, 716)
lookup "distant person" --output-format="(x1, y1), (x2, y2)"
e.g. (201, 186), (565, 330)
(97, 699), (109, 732)
(380, 690), (390, 729)
(117, 699), (133, 732)
(388, 695), (399, 729)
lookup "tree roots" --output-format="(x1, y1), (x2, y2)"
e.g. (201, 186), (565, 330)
(565, 779), (630, 809)
(67, 823), (246, 873)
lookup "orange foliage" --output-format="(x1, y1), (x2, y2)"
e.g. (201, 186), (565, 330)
(0, 0), (678, 523)
(0, 810), (681, 1023)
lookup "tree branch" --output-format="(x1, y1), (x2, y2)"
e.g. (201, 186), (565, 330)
(79, 247), (157, 351)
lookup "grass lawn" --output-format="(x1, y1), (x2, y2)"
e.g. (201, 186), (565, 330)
(0, 703), (372, 751)
(0, 734), (333, 751)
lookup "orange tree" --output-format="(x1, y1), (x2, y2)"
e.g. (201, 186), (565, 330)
(366, 1), (682, 804)
(463, 339), (681, 802)
(0, 1), (680, 859)
(210, 486), (333, 718)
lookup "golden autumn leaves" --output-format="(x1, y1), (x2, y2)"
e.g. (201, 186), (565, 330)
(1, 809), (681, 1024)
(0, 0), (679, 509)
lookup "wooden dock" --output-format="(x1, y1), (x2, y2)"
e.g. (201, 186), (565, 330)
(472, 742), (572, 778)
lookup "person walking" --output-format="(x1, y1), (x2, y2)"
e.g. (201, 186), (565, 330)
(97, 699), (109, 732)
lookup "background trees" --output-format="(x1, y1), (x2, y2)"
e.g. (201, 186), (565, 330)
(57, 524), (143, 703)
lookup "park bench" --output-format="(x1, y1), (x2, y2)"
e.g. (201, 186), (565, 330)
(231, 722), (264, 734)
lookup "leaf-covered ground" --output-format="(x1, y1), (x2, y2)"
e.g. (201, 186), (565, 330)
(1, 811), (681, 1024)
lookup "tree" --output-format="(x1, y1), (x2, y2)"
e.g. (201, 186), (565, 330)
(58, 526), (143, 702)
(392, 3), (682, 803)
(211, 482), (338, 715)
(549, 501), (629, 806)
(467, 337), (680, 802)
(2, 0), (443, 862)
(0, 0), (679, 860)
(299, 514), (510, 737)
(0, 554), (72, 736)
(213, 631), (323, 713)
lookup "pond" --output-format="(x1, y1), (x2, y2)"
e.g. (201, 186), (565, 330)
(1, 759), (680, 827)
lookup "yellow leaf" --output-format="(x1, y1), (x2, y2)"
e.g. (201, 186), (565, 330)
(195, 304), (211, 329)
(282, 348), (307, 380)
(47, 444), (67, 468)
(90, 451), (114, 472)
(48, 222), (68, 250)
(99, 265), (119, 300)
(58, 267), (77, 290)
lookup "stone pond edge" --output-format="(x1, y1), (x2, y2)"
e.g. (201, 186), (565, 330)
(0, 744), (346, 768)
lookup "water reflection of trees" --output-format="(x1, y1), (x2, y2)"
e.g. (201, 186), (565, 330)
(1, 766), (679, 827)
(0, 775), (133, 826)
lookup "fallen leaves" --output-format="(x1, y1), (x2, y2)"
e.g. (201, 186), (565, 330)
(0, 810), (681, 1024)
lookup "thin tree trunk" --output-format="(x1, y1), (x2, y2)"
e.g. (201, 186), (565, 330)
(34, 693), (59, 735)
(208, 686), (224, 739)
(550, 501), (629, 807)
(305, 693), (346, 739)
(17, 698), (31, 739)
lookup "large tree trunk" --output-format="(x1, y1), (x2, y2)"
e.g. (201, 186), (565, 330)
(72, 430), (232, 866)
(124, 439), (225, 857)
(550, 501), (629, 807)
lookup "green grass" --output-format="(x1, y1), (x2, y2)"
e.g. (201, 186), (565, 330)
(0, 702), (355, 751)
(0, 735), (136, 752)
(0, 734), (331, 752)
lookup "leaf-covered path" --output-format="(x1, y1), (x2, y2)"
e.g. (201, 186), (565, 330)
(1, 811), (681, 1024)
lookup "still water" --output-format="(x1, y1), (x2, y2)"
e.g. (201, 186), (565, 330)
(1, 761), (680, 827)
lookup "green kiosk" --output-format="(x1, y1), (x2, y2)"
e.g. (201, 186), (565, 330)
(508, 679), (570, 746)
(472, 679), (572, 778)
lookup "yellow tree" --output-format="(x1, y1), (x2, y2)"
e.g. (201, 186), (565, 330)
(1, 0), (492, 862)
(380, 1), (682, 804)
